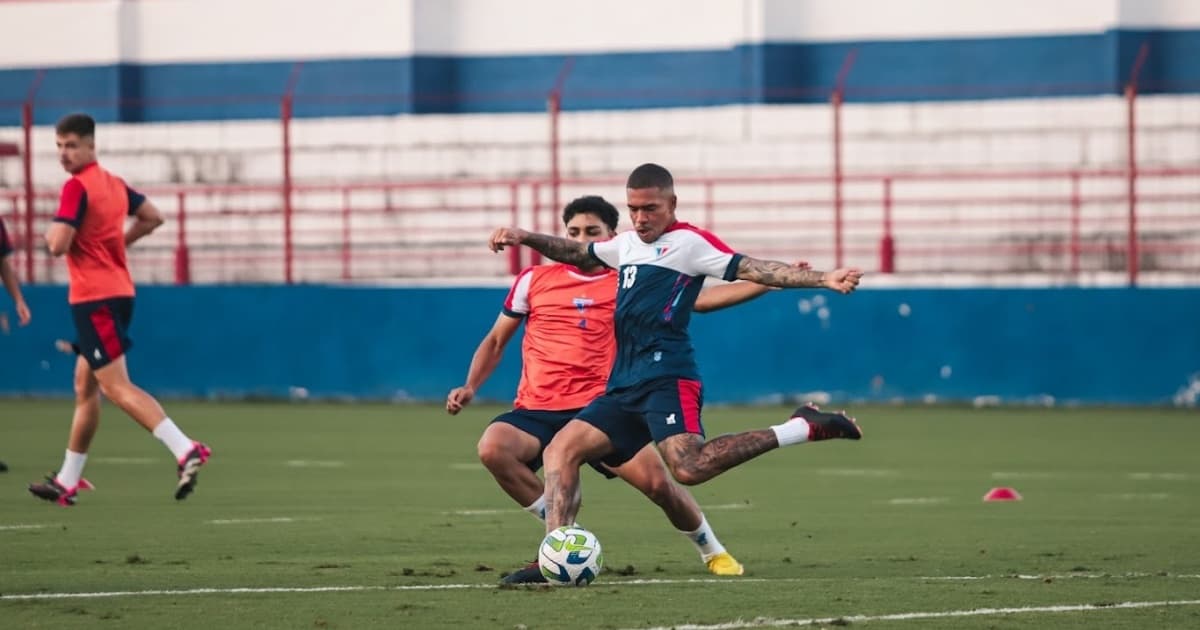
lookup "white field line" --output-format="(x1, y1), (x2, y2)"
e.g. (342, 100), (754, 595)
(0, 524), (57, 531)
(3, 573), (1198, 601)
(816, 468), (899, 477)
(990, 471), (1064, 480)
(92, 457), (156, 465)
(284, 460), (346, 468)
(700, 503), (753, 510)
(623, 600), (1200, 630)
(1129, 472), (1191, 481)
(924, 572), (1200, 581)
(204, 517), (320, 525)
(0, 578), (775, 601)
(1101, 492), (1170, 500)
(885, 497), (949, 505)
(448, 509), (515, 516)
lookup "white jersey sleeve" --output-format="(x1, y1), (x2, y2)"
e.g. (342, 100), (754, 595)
(501, 267), (536, 317)
(587, 234), (624, 269)
(679, 228), (743, 281)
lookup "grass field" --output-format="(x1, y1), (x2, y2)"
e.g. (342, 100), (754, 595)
(2, 400), (1198, 629)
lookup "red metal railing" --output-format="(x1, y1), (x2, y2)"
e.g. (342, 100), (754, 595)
(3, 166), (1197, 284)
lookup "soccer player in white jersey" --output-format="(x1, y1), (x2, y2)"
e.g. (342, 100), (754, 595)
(488, 163), (864, 532)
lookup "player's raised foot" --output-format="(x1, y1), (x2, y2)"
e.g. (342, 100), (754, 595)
(28, 475), (95, 507)
(789, 403), (863, 441)
(175, 442), (212, 500)
(499, 561), (548, 585)
(705, 551), (745, 576)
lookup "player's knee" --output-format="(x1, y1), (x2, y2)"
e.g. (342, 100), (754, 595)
(99, 381), (139, 408)
(75, 390), (100, 408)
(73, 379), (99, 402)
(542, 440), (583, 471)
(476, 437), (514, 471)
(668, 462), (706, 486)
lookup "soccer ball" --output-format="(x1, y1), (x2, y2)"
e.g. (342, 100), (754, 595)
(538, 526), (603, 586)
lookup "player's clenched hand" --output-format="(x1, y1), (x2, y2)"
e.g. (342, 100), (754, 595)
(446, 386), (475, 415)
(489, 227), (529, 252)
(823, 268), (863, 294)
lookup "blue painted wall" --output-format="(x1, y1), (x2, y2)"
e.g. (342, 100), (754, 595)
(1, 286), (1196, 405)
(2, 30), (1198, 125)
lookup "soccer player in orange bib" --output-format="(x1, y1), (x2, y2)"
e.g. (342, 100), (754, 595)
(28, 113), (211, 507)
(449, 195), (793, 583)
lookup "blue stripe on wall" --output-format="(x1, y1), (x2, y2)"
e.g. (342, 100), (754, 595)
(0, 29), (1197, 125)
(1, 286), (1196, 405)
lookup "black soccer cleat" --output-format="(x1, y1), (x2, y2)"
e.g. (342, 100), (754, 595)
(28, 474), (95, 507)
(175, 442), (212, 500)
(789, 403), (863, 441)
(500, 561), (548, 585)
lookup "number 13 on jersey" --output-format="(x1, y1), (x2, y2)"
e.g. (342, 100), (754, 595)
(621, 266), (638, 288)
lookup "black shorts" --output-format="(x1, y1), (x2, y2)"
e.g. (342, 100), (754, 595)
(490, 408), (617, 479)
(71, 297), (134, 370)
(577, 376), (705, 468)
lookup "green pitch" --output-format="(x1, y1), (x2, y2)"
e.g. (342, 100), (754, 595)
(1, 401), (1198, 629)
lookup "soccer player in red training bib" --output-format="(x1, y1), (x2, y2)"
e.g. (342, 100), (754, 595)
(450, 195), (795, 583)
(489, 163), (865, 533)
(28, 113), (211, 507)
(1, 216), (32, 330)
(1, 215), (32, 474)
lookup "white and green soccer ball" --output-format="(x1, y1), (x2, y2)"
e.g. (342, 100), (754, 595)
(538, 526), (603, 586)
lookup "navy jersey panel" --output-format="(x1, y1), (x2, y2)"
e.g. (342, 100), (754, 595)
(609, 263), (707, 389)
(591, 223), (742, 391)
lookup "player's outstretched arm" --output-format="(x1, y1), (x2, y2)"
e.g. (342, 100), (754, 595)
(446, 313), (522, 415)
(0, 255), (31, 326)
(735, 256), (862, 293)
(126, 198), (165, 247)
(488, 227), (595, 268)
(695, 261), (811, 313)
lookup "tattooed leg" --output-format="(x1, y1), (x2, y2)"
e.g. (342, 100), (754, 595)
(542, 420), (615, 531)
(658, 431), (780, 486)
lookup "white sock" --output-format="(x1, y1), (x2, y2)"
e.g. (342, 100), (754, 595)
(523, 496), (547, 523)
(681, 515), (726, 560)
(56, 450), (88, 489)
(771, 417), (810, 446)
(152, 418), (195, 461)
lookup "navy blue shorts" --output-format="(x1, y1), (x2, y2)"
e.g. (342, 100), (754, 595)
(577, 377), (705, 468)
(71, 297), (134, 370)
(490, 408), (617, 479)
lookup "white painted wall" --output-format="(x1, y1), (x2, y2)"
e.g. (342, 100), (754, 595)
(4, 0), (1199, 67)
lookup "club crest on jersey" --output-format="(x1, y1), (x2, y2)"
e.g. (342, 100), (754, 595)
(574, 297), (595, 329)
(654, 246), (670, 258)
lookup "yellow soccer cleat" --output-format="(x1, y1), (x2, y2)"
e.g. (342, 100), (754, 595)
(705, 551), (745, 576)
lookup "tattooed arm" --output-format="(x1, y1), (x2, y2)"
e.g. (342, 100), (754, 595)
(488, 227), (596, 268)
(735, 256), (863, 293)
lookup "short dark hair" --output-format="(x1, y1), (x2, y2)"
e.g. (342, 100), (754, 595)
(626, 163), (674, 191)
(55, 113), (95, 138)
(562, 195), (619, 232)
